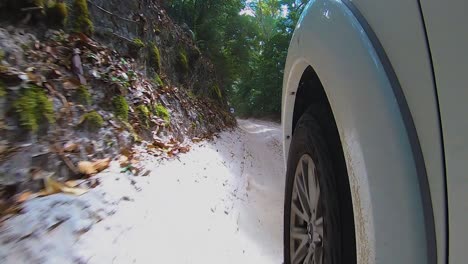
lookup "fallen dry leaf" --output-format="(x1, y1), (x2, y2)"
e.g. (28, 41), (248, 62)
(78, 161), (97, 175)
(60, 186), (88, 196)
(62, 80), (78, 90)
(43, 177), (63, 195)
(0, 142), (8, 155)
(27, 72), (44, 85)
(120, 148), (133, 157)
(0, 202), (22, 218)
(93, 158), (111, 172)
(63, 142), (79, 152)
(38, 177), (88, 197)
(15, 191), (35, 203)
(49, 69), (62, 78)
(118, 155), (130, 167)
(151, 137), (167, 148)
(179, 146), (190, 153)
(77, 158), (111, 175)
(65, 180), (85, 188)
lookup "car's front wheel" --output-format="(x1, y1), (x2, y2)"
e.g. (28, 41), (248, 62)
(284, 108), (353, 264)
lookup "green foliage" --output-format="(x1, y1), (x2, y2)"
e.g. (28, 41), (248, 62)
(0, 49), (4, 61)
(154, 104), (170, 123)
(77, 85), (91, 105)
(112, 95), (129, 121)
(14, 85), (55, 132)
(70, 0), (94, 35)
(82, 111), (103, 130)
(166, 0), (306, 117)
(34, 0), (45, 7)
(177, 49), (189, 73)
(153, 74), (163, 87)
(149, 43), (161, 73)
(127, 70), (137, 81)
(136, 105), (151, 127)
(46, 1), (68, 27)
(109, 74), (130, 89)
(132, 38), (145, 49)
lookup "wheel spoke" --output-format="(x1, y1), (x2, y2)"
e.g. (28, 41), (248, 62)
(301, 159), (309, 193)
(313, 245), (323, 264)
(303, 247), (313, 264)
(291, 227), (308, 240)
(292, 202), (309, 223)
(314, 217), (324, 237)
(308, 168), (320, 219)
(290, 154), (324, 264)
(307, 162), (320, 213)
(295, 170), (311, 218)
(292, 239), (308, 264)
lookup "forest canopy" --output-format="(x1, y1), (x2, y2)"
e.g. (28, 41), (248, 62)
(164, 0), (308, 118)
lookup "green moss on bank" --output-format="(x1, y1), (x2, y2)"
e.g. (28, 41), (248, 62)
(154, 103), (170, 123)
(121, 120), (141, 142)
(82, 111), (103, 130)
(153, 74), (163, 87)
(112, 95), (129, 121)
(136, 105), (151, 127)
(133, 38), (145, 49)
(14, 85), (55, 132)
(77, 85), (91, 105)
(149, 43), (161, 73)
(46, 1), (68, 27)
(177, 49), (189, 73)
(213, 84), (222, 99)
(71, 0), (94, 35)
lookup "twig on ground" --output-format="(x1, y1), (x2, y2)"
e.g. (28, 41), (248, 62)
(51, 143), (79, 175)
(87, 0), (139, 23)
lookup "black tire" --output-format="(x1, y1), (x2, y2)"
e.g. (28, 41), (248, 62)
(284, 106), (355, 264)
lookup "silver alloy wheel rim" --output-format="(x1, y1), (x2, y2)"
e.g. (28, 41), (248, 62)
(290, 154), (323, 264)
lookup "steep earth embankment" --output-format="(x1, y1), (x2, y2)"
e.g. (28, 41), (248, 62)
(0, 0), (235, 212)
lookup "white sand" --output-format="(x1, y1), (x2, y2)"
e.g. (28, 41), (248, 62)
(0, 119), (285, 264)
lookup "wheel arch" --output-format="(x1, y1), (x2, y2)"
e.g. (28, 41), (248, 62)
(281, 1), (435, 264)
(291, 66), (327, 136)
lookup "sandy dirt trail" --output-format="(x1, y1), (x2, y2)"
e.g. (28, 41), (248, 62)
(0, 119), (285, 264)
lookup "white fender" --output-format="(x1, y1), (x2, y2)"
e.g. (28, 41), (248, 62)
(282, 1), (433, 263)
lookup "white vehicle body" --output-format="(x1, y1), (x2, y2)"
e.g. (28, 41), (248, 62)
(282, 0), (467, 263)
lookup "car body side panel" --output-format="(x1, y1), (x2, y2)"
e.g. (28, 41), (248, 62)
(418, 0), (468, 263)
(282, 0), (431, 263)
(349, 0), (446, 261)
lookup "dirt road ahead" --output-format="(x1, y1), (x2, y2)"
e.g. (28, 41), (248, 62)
(0, 119), (285, 264)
